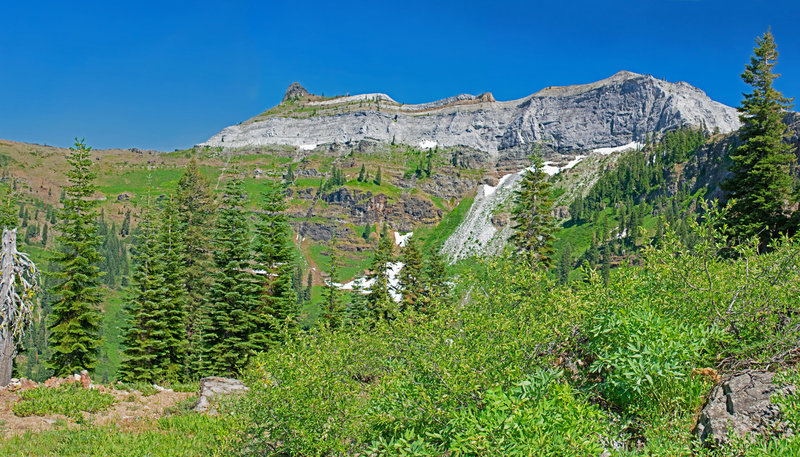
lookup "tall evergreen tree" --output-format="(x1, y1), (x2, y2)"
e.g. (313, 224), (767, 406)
(366, 230), (395, 321)
(374, 167), (382, 186)
(47, 139), (103, 376)
(721, 30), (796, 247)
(321, 237), (344, 329)
(423, 250), (449, 309)
(357, 164), (366, 182)
(176, 157), (216, 376)
(510, 151), (558, 269)
(201, 170), (260, 376)
(118, 193), (170, 383)
(397, 237), (425, 312)
(253, 175), (297, 347)
(159, 195), (188, 380)
(557, 242), (573, 285)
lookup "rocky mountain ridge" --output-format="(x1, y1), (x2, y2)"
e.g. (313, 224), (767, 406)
(201, 71), (740, 164)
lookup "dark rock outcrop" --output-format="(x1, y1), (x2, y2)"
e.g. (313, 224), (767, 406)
(695, 371), (796, 446)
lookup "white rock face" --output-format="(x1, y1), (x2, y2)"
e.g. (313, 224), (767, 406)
(201, 71), (740, 160)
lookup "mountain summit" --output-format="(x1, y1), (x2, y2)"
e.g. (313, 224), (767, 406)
(201, 72), (740, 161)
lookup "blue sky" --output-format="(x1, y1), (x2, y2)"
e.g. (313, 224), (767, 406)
(1, 0), (798, 151)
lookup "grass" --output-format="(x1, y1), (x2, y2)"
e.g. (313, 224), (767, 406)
(97, 289), (126, 383)
(13, 384), (116, 420)
(418, 192), (475, 252)
(0, 414), (235, 457)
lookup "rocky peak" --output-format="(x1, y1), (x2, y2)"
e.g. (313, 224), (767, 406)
(283, 82), (311, 103)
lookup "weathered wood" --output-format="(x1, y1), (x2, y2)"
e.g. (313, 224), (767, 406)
(0, 229), (40, 386)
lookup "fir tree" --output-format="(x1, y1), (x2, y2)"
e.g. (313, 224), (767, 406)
(510, 151), (558, 269)
(118, 193), (170, 383)
(47, 139), (103, 376)
(398, 237), (425, 312)
(374, 167), (382, 186)
(366, 230), (395, 321)
(721, 30), (796, 247)
(253, 175), (297, 348)
(321, 237), (344, 329)
(201, 170), (261, 376)
(304, 271), (312, 302)
(357, 164), (366, 182)
(41, 223), (48, 246)
(176, 157), (216, 376)
(362, 222), (372, 240)
(424, 250), (449, 308)
(285, 164), (295, 183)
(158, 195), (188, 380)
(120, 209), (131, 237)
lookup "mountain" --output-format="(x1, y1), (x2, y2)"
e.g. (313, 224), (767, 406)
(201, 71), (740, 166)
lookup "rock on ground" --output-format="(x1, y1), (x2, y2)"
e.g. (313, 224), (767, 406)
(695, 371), (796, 446)
(193, 377), (249, 414)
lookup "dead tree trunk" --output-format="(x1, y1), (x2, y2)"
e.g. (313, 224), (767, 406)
(0, 229), (39, 387)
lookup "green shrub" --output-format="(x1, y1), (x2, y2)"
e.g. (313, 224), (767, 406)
(13, 384), (116, 420)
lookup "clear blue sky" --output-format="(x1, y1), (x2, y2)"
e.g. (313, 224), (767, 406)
(1, 0), (798, 151)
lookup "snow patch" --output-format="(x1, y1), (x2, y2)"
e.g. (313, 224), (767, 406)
(419, 140), (438, 149)
(394, 231), (413, 247)
(593, 141), (643, 155)
(299, 144), (317, 151)
(336, 262), (405, 302)
(542, 162), (561, 176)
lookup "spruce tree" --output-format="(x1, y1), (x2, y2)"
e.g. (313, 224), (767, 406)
(510, 151), (558, 269)
(176, 157), (215, 375)
(253, 175), (297, 347)
(366, 230), (395, 321)
(424, 250), (449, 307)
(557, 243), (572, 285)
(374, 167), (382, 186)
(321, 237), (344, 329)
(721, 30), (796, 247)
(357, 164), (366, 182)
(47, 139), (103, 376)
(398, 237), (425, 312)
(201, 170), (260, 376)
(158, 195), (188, 380)
(118, 194), (170, 383)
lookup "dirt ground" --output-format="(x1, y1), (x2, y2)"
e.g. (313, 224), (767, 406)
(0, 379), (194, 436)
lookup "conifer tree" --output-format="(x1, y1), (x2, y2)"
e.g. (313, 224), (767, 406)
(253, 175), (297, 347)
(201, 170), (260, 376)
(158, 195), (188, 380)
(510, 151), (558, 269)
(321, 237), (344, 329)
(366, 230), (395, 321)
(118, 193), (170, 383)
(722, 30), (796, 247)
(357, 164), (366, 182)
(374, 167), (382, 186)
(398, 237), (425, 312)
(47, 139), (103, 376)
(40, 223), (48, 246)
(424, 250), (449, 307)
(176, 157), (215, 375)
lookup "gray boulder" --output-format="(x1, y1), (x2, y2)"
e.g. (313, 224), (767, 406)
(193, 376), (249, 414)
(695, 371), (796, 446)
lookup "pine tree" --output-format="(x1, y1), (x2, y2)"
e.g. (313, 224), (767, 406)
(510, 151), (558, 268)
(357, 164), (366, 182)
(424, 250), (449, 308)
(118, 193), (170, 383)
(176, 157), (216, 376)
(374, 167), (382, 186)
(120, 209), (131, 237)
(253, 175), (297, 348)
(201, 170), (261, 376)
(722, 30), (796, 247)
(158, 195), (188, 380)
(321, 237), (344, 329)
(285, 164), (295, 183)
(362, 222), (372, 240)
(398, 237), (425, 312)
(47, 139), (103, 376)
(366, 230), (395, 321)
(41, 223), (48, 246)
(602, 243), (611, 285)
(304, 271), (312, 302)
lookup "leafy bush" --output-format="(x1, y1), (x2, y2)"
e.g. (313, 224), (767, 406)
(13, 384), (116, 420)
